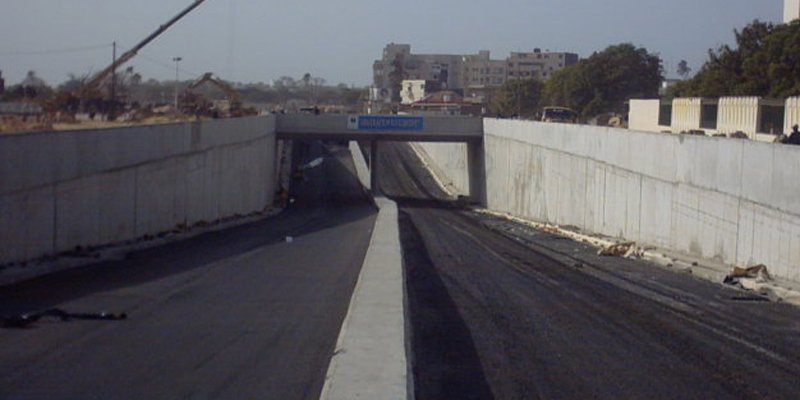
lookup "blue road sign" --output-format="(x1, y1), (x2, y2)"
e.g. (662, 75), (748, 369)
(348, 116), (424, 131)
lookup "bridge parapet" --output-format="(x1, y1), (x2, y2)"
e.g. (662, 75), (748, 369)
(275, 114), (483, 142)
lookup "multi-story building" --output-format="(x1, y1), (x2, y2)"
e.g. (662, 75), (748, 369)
(371, 44), (578, 106)
(373, 43), (464, 95)
(506, 49), (578, 81)
(462, 51), (507, 88)
(787, 0), (800, 23)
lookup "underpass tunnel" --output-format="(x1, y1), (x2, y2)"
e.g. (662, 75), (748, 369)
(273, 114), (486, 206)
(358, 139), (487, 207)
(279, 138), (373, 210)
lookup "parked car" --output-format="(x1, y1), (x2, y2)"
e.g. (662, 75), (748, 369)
(541, 106), (577, 123)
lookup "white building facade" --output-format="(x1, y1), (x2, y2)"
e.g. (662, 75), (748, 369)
(786, 0), (800, 23)
(629, 97), (798, 141)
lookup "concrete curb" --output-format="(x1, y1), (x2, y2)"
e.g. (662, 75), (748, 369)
(319, 197), (408, 400)
(349, 141), (371, 193)
(319, 143), (408, 399)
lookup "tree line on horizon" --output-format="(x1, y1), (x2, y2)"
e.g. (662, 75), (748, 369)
(668, 20), (800, 99)
(1, 70), (367, 110)
(490, 19), (800, 120)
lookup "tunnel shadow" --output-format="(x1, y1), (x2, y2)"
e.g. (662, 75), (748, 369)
(0, 141), (376, 317)
(399, 211), (495, 400)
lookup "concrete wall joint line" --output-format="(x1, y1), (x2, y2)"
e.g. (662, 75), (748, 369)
(485, 133), (800, 220)
(1, 118), (278, 267)
(51, 185), (58, 255)
(0, 136), (271, 199)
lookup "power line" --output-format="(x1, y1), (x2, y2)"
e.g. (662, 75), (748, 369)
(136, 54), (201, 78)
(0, 43), (113, 56)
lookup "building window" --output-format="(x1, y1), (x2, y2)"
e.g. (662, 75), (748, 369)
(658, 104), (672, 126)
(700, 103), (718, 130)
(759, 105), (785, 134)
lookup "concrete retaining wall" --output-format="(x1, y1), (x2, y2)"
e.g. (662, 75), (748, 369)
(0, 117), (277, 265)
(418, 119), (800, 281)
(413, 142), (470, 195)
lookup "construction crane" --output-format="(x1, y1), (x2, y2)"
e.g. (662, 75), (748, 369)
(181, 72), (256, 118)
(67, 0), (209, 116)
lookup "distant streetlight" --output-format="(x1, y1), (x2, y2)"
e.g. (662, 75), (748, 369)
(173, 56), (183, 110)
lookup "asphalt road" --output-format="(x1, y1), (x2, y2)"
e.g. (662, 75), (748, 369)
(376, 141), (800, 400)
(0, 141), (376, 400)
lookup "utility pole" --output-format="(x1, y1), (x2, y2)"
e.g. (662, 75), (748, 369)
(110, 41), (117, 120)
(516, 55), (522, 117)
(173, 56), (182, 110)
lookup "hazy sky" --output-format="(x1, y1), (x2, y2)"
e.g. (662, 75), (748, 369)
(0, 0), (785, 87)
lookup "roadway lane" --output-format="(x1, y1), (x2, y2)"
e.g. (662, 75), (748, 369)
(0, 141), (376, 400)
(377, 142), (800, 400)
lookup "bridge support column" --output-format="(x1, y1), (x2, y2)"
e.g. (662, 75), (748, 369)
(467, 140), (487, 207)
(370, 140), (379, 194)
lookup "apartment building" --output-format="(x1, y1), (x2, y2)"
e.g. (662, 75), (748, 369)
(462, 51), (507, 87)
(507, 49), (578, 81)
(372, 44), (578, 105)
(373, 43), (464, 94)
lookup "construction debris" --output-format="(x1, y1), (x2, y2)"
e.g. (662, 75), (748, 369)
(729, 131), (749, 139)
(722, 264), (785, 302)
(598, 241), (636, 257)
(724, 264), (772, 284)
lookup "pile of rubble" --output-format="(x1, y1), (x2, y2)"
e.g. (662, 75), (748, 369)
(0, 117), (53, 134)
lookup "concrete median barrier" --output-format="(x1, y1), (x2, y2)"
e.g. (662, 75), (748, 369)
(319, 143), (409, 399)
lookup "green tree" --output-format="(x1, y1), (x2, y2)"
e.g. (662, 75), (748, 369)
(674, 20), (800, 98)
(542, 43), (662, 118)
(489, 78), (544, 117)
(677, 60), (692, 79)
(2, 71), (54, 101)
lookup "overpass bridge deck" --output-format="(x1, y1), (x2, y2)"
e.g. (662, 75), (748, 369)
(275, 114), (487, 205)
(275, 114), (484, 142)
